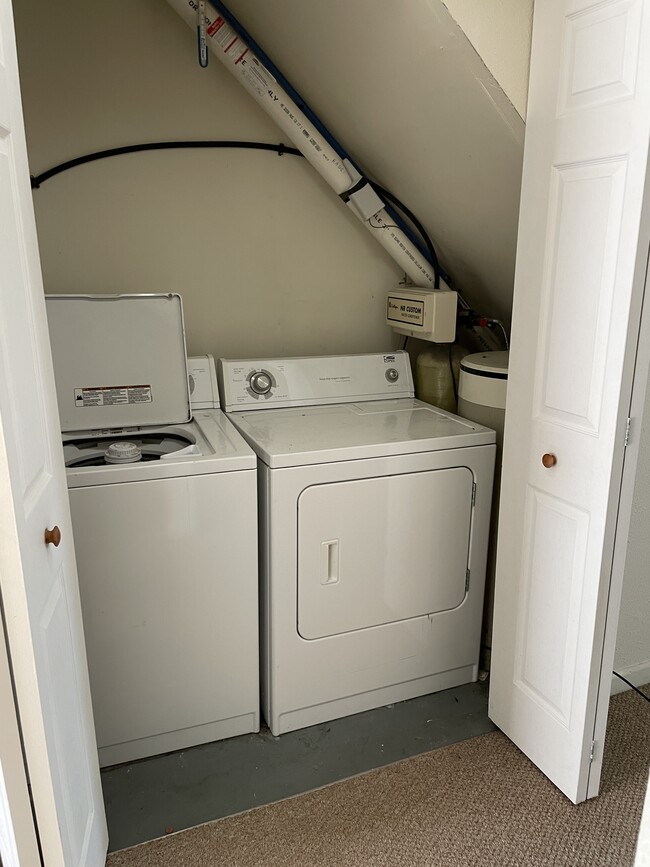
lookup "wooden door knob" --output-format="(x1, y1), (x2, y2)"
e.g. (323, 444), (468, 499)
(542, 453), (557, 469)
(44, 526), (61, 547)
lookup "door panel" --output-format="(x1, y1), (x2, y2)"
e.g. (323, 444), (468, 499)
(537, 160), (626, 432)
(514, 489), (589, 725)
(0, 0), (107, 862)
(39, 568), (95, 862)
(557, 0), (642, 114)
(298, 468), (473, 639)
(489, 0), (650, 804)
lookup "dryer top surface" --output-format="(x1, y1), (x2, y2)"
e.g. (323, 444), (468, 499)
(228, 398), (496, 468)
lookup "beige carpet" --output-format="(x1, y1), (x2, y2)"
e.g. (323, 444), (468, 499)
(107, 687), (650, 867)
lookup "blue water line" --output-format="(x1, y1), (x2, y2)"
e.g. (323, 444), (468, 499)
(207, 0), (448, 278)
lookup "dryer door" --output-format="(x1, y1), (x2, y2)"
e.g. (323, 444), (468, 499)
(297, 467), (474, 640)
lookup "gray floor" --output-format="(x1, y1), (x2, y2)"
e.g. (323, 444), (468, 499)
(102, 681), (494, 852)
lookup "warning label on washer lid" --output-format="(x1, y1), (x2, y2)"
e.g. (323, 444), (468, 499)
(74, 385), (153, 408)
(387, 296), (424, 326)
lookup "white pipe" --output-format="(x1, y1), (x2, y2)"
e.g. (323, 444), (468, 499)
(361, 208), (436, 286)
(167, 0), (437, 288)
(167, 0), (350, 190)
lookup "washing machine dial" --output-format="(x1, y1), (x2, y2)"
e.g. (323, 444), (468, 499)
(249, 370), (273, 395)
(385, 368), (399, 383)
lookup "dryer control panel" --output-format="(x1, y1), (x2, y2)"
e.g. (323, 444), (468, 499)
(218, 352), (414, 411)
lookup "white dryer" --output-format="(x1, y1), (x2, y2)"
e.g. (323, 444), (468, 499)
(218, 352), (496, 736)
(46, 294), (259, 766)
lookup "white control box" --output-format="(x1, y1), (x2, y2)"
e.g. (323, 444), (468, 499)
(386, 287), (457, 343)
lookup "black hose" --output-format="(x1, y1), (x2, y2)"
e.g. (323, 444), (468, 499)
(613, 671), (650, 705)
(30, 140), (304, 189)
(30, 140), (445, 294)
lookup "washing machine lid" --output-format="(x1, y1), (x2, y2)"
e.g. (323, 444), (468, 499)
(228, 398), (496, 468)
(46, 294), (191, 432)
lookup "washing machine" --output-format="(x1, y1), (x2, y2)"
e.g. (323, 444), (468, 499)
(218, 351), (496, 736)
(46, 294), (259, 766)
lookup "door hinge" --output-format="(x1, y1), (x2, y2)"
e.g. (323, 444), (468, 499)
(465, 568), (471, 592)
(471, 482), (477, 506)
(624, 417), (631, 447)
(589, 740), (596, 763)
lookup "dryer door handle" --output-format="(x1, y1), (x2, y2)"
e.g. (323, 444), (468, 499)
(320, 539), (340, 585)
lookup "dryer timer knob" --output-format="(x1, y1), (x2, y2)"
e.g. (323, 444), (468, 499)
(250, 371), (273, 395)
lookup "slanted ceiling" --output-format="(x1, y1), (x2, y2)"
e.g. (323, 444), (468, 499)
(220, 0), (526, 323)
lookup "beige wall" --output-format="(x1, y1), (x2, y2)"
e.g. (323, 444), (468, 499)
(14, 0), (404, 360)
(442, 0), (534, 118)
(15, 0), (526, 363)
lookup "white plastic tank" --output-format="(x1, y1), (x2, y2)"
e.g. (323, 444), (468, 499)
(458, 351), (508, 441)
(457, 351), (509, 672)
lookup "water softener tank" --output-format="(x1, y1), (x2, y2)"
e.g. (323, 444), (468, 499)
(457, 351), (509, 672)
(415, 344), (469, 413)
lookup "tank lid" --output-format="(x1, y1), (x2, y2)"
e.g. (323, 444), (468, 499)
(460, 351), (509, 379)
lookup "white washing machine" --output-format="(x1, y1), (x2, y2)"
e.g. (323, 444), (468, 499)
(46, 294), (259, 766)
(218, 352), (496, 736)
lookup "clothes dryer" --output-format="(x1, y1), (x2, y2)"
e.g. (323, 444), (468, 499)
(218, 352), (496, 735)
(46, 294), (259, 766)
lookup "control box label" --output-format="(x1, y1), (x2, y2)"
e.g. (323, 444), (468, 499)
(74, 385), (153, 408)
(387, 296), (424, 326)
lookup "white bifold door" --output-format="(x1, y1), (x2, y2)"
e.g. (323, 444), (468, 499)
(0, 0), (108, 863)
(489, 0), (650, 803)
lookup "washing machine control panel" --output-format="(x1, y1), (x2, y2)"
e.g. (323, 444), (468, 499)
(218, 352), (414, 411)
